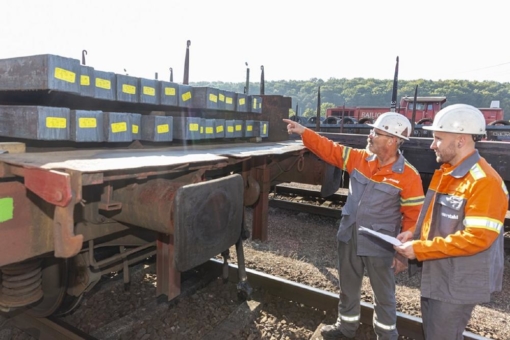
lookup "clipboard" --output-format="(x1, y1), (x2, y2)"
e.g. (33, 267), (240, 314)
(359, 226), (402, 246)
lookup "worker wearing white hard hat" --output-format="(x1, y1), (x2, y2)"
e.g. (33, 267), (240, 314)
(284, 113), (424, 340)
(395, 104), (508, 340)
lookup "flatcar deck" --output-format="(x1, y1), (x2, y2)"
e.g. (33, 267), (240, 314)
(0, 141), (306, 173)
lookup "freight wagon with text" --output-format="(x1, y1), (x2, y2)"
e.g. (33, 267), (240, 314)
(323, 96), (509, 140)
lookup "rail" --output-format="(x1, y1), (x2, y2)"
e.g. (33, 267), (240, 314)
(207, 259), (489, 340)
(269, 185), (510, 248)
(1, 313), (97, 340)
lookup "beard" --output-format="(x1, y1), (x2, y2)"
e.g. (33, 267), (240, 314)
(435, 140), (456, 164)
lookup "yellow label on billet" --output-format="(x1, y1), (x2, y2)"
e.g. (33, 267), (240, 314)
(80, 75), (90, 86)
(157, 124), (169, 134)
(253, 98), (258, 108)
(247, 125), (253, 131)
(216, 125), (224, 133)
(79, 117), (97, 128)
(226, 97), (233, 104)
(46, 117), (67, 128)
(239, 98), (246, 106)
(209, 94), (218, 103)
(111, 122), (127, 133)
(182, 91), (192, 101)
(227, 126), (234, 133)
(143, 86), (155, 96)
(235, 125), (242, 131)
(189, 123), (199, 131)
(0, 197), (14, 223)
(54, 67), (76, 83)
(164, 87), (176, 96)
(200, 126), (204, 133)
(122, 84), (136, 95)
(263, 124), (267, 134)
(219, 93), (225, 102)
(96, 78), (111, 90)
(132, 124), (139, 134)
(206, 127), (213, 134)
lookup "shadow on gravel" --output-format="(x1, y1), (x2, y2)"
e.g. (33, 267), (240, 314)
(243, 207), (423, 292)
(241, 206), (510, 330)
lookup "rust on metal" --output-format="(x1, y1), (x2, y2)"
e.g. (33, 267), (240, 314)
(109, 177), (185, 234)
(52, 170), (83, 258)
(243, 175), (260, 206)
(24, 168), (72, 207)
(98, 183), (122, 211)
(0, 182), (36, 267)
(0, 181), (58, 266)
(157, 233), (181, 300)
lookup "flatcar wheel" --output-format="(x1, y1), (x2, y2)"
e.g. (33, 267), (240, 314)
(54, 294), (83, 317)
(25, 257), (69, 318)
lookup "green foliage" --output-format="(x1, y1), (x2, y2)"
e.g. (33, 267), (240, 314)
(191, 78), (510, 121)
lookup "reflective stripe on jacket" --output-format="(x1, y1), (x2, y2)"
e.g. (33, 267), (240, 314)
(302, 129), (424, 257)
(412, 150), (508, 304)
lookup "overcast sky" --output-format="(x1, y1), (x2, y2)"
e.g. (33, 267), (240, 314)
(2, 0), (509, 84)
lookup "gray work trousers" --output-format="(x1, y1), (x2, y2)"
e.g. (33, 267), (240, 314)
(336, 227), (398, 340)
(421, 297), (475, 340)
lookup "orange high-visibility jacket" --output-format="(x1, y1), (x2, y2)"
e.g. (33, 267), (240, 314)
(302, 129), (424, 257)
(412, 150), (508, 303)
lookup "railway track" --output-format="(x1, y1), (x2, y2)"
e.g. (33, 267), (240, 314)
(0, 313), (96, 340)
(3, 258), (490, 340)
(269, 184), (510, 247)
(269, 185), (347, 219)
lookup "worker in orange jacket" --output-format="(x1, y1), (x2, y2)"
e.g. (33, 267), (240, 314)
(395, 104), (509, 340)
(284, 112), (425, 340)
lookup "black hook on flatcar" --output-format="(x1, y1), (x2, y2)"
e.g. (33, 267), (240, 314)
(316, 86), (321, 131)
(169, 67), (173, 82)
(81, 50), (87, 65)
(183, 40), (191, 85)
(244, 62), (249, 94)
(390, 56), (399, 112)
(411, 85), (418, 135)
(155, 72), (158, 80)
(260, 65), (265, 95)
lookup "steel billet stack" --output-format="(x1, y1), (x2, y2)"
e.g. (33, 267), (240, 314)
(0, 53), (269, 143)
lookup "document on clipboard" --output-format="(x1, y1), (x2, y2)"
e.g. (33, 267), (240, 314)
(359, 226), (402, 246)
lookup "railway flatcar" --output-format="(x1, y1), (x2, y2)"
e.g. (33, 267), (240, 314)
(0, 51), (332, 317)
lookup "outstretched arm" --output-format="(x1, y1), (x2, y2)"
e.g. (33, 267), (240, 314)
(283, 119), (305, 136)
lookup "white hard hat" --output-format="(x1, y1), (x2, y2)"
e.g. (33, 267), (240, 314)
(367, 112), (411, 140)
(423, 104), (486, 135)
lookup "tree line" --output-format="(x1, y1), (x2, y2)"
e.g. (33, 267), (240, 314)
(191, 78), (510, 120)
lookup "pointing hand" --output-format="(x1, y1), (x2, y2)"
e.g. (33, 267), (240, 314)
(282, 119), (305, 136)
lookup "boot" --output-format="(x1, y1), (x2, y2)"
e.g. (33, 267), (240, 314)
(320, 320), (354, 339)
